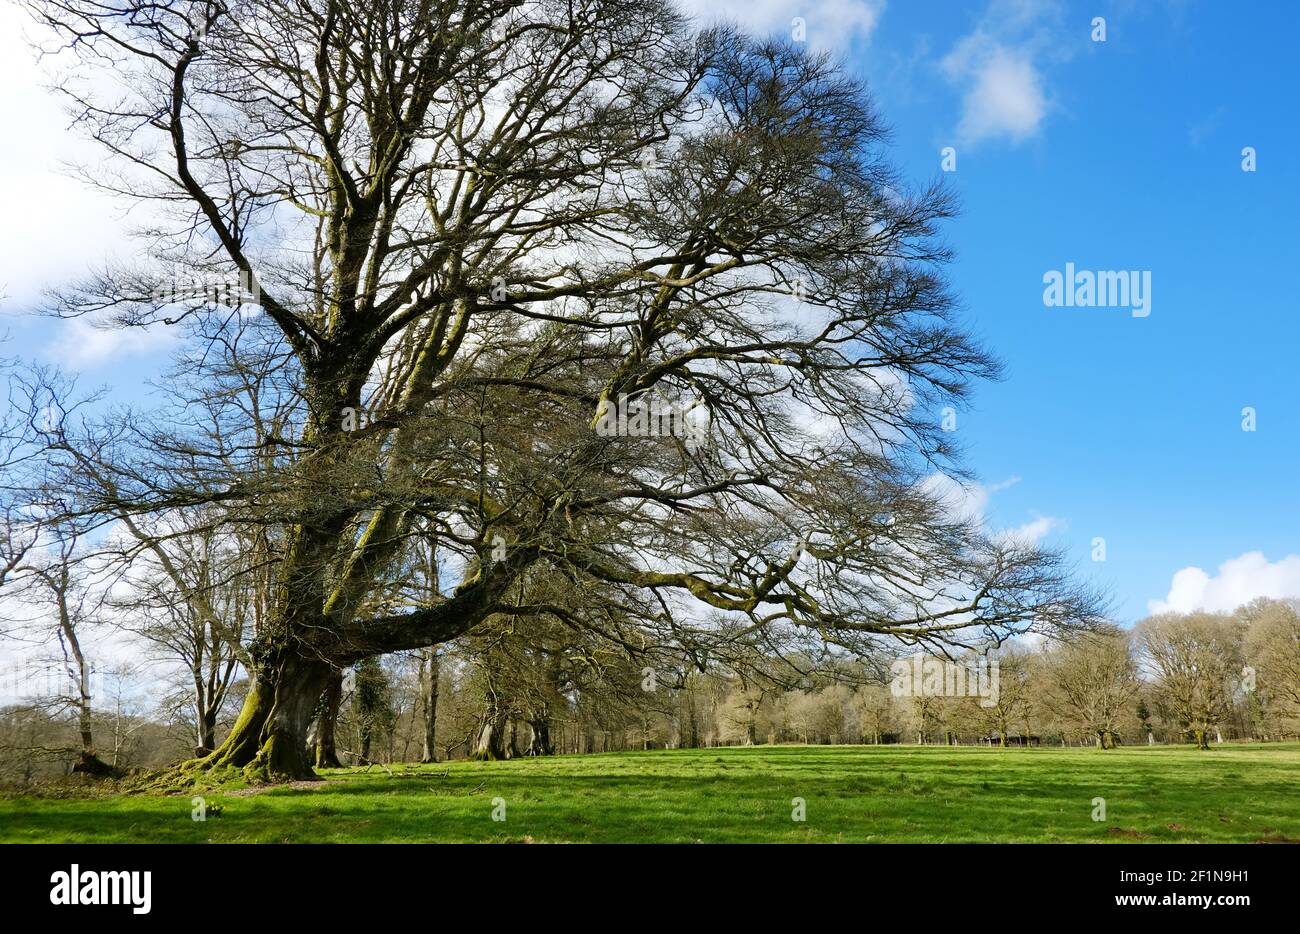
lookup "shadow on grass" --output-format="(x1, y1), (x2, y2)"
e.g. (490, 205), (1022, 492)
(3, 744), (1297, 843)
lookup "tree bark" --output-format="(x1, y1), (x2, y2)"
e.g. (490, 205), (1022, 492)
(471, 705), (509, 760)
(526, 717), (553, 756)
(195, 704), (217, 756)
(420, 651), (440, 764)
(57, 582), (119, 777)
(192, 653), (333, 782)
(313, 669), (344, 769)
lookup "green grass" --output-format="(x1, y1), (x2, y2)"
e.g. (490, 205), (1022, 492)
(2, 743), (1298, 843)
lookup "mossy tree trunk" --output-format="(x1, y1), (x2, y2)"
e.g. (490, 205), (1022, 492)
(185, 652), (333, 783)
(471, 707), (510, 760)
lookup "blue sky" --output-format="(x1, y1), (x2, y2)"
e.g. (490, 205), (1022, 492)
(841, 0), (1300, 623)
(1, 0), (1297, 624)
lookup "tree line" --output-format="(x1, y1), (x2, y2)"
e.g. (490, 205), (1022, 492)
(4, 597), (1295, 784)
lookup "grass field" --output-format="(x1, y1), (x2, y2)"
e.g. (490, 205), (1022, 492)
(2, 743), (1298, 843)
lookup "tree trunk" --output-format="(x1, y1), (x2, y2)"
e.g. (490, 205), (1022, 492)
(998, 729), (1008, 748)
(471, 707), (509, 760)
(313, 669), (344, 769)
(191, 654), (333, 782)
(420, 651), (440, 763)
(526, 718), (553, 756)
(195, 706), (218, 756)
(1193, 728), (1209, 750)
(58, 592), (119, 777)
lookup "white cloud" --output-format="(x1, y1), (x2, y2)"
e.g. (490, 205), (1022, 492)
(47, 317), (178, 371)
(949, 47), (1046, 145)
(679, 0), (885, 50)
(920, 472), (998, 523)
(940, 0), (1064, 147)
(921, 472), (1059, 545)
(1001, 513), (1059, 546)
(1147, 551), (1300, 615)
(0, 6), (138, 313)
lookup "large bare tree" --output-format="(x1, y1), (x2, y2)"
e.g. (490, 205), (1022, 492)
(18, 0), (1105, 781)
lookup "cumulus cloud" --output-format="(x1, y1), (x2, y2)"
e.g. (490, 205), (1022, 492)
(47, 317), (178, 371)
(0, 6), (139, 313)
(948, 47), (1046, 144)
(1147, 551), (1300, 615)
(940, 0), (1065, 147)
(921, 472), (1060, 545)
(678, 0), (885, 50)
(1001, 513), (1060, 546)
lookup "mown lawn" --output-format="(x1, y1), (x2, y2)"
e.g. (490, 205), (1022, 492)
(2, 743), (1297, 843)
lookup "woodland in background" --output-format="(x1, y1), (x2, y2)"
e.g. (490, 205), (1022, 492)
(3, 597), (1296, 787)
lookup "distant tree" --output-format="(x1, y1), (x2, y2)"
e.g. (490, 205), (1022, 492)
(8, 528), (119, 775)
(1135, 697), (1154, 744)
(973, 648), (1033, 748)
(1136, 613), (1241, 749)
(717, 686), (772, 746)
(418, 649), (441, 763)
(853, 684), (898, 745)
(110, 519), (253, 755)
(1042, 627), (1138, 749)
(352, 657), (394, 764)
(900, 693), (942, 746)
(1240, 599), (1300, 735)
